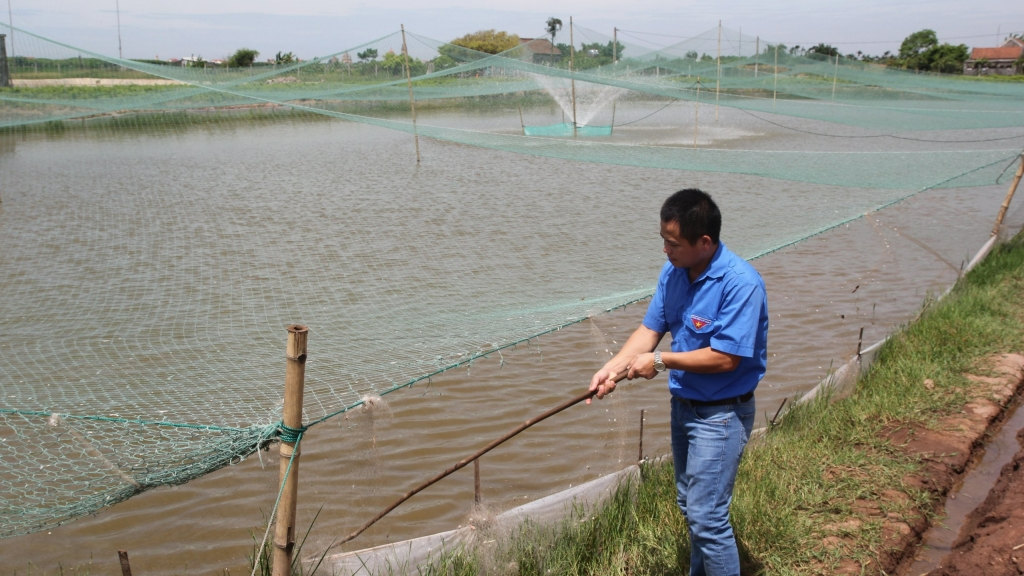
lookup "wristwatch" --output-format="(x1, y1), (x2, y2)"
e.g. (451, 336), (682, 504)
(653, 351), (665, 373)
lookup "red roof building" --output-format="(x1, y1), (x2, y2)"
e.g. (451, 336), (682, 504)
(964, 38), (1024, 75)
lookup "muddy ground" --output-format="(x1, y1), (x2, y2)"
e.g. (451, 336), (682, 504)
(922, 425), (1024, 576)
(820, 354), (1024, 575)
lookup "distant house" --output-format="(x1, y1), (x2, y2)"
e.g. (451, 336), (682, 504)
(963, 37), (1024, 76)
(519, 38), (562, 64)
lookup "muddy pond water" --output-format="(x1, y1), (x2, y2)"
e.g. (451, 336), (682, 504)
(1, 105), (1022, 574)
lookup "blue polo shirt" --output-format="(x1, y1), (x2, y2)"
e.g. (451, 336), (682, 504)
(642, 242), (768, 402)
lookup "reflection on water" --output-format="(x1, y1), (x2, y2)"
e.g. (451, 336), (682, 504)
(0, 107), (1022, 574)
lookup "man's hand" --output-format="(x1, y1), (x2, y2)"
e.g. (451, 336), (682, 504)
(587, 366), (621, 405)
(626, 352), (659, 380)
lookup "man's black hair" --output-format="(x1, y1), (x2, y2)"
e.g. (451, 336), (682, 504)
(660, 188), (721, 244)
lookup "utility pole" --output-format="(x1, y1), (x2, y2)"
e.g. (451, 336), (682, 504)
(570, 16), (577, 138)
(7, 0), (14, 59)
(115, 0), (123, 60)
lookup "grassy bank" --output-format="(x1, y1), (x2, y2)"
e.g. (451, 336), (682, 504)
(419, 230), (1024, 575)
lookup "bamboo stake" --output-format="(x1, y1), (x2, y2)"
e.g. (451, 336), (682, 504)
(694, 79), (700, 149)
(272, 324), (308, 576)
(773, 45), (778, 111)
(832, 53), (839, 103)
(118, 551), (133, 576)
(992, 152), (1024, 236)
(755, 36), (759, 77)
(715, 20), (721, 122)
(610, 100), (616, 135)
(474, 459), (481, 504)
(400, 25), (421, 164)
(517, 104), (525, 135)
(570, 16), (578, 138)
(637, 408), (645, 462)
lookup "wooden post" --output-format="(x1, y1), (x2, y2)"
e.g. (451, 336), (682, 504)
(517, 104), (525, 135)
(992, 153), (1024, 237)
(570, 17), (578, 138)
(272, 324), (309, 576)
(857, 327), (864, 358)
(715, 20), (721, 122)
(400, 25), (421, 164)
(118, 551), (132, 576)
(473, 459), (481, 504)
(613, 28), (618, 63)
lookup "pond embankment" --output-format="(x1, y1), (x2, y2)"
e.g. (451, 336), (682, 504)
(402, 231), (1024, 576)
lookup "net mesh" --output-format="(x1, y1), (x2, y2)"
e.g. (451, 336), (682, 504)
(1, 21), (1022, 537)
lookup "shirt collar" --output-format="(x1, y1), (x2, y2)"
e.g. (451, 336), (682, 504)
(691, 242), (729, 283)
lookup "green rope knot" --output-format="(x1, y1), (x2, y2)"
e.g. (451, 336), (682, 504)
(277, 422), (307, 444)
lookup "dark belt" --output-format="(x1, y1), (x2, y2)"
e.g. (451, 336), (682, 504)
(674, 391), (754, 407)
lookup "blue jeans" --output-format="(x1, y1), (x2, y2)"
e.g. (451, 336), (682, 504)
(671, 396), (755, 576)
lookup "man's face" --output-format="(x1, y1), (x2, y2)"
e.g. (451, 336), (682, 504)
(660, 219), (712, 269)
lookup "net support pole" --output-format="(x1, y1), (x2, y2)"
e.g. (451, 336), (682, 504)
(0, 33), (11, 88)
(570, 17), (578, 138)
(773, 45), (778, 111)
(694, 80), (700, 149)
(517, 104), (524, 135)
(610, 100), (616, 135)
(400, 25), (421, 164)
(272, 324), (309, 576)
(613, 27), (618, 63)
(992, 153), (1024, 237)
(755, 36), (759, 77)
(6, 0), (13, 59)
(831, 53), (839, 103)
(715, 20), (721, 122)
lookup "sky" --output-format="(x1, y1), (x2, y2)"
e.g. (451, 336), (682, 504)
(3, 0), (1023, 62)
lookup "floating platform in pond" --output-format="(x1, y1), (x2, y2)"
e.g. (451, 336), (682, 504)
(523, 122), (613, 137)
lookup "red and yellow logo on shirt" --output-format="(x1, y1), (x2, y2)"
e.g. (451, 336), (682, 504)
(691, 315), (712, 330)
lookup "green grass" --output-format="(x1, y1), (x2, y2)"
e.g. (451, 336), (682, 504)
(416, 231), (1024, 575)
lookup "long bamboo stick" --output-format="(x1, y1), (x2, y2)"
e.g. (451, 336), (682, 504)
(272, 324), (308, 576)
(327, 373), (629, 550)
(400, 25), (421, 164)
(992, 153), (1024, 236)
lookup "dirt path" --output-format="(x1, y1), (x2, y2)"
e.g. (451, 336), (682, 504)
(923, 425), (1024, 576)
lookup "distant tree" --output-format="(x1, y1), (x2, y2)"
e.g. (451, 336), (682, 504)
(379, 50), (426, 76)
(579, 40), (624, 60)
(807, 43), (839, 58)
(685, 50), (699, 60)
(789, 45), (803, 56)
(700, 53), (714, 62)
(898, 29), (968, 73)
(450, 30), (520, 54)
(356, 48), (378, 62)
(545, 17), (563, 53)
(899, 29), (938, 69)
(188, 55), (206, 68)
(275, 51), (296, 65)
(228, 48), (259, 67)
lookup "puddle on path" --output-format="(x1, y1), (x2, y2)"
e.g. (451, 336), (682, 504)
(903, 398), (1024, 575)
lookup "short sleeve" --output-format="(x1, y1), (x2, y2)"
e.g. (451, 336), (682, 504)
(709, 280), (764, 358)
(642, 263), (671, 334)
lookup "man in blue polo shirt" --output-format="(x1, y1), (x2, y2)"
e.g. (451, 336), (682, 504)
(589, 189), (768, 576)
